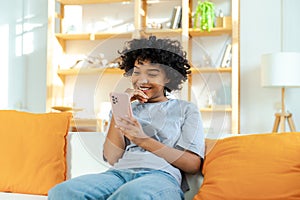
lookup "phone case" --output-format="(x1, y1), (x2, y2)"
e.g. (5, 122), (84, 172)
(109, 92), (133, 125)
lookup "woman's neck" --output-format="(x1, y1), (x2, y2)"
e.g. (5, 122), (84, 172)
(147, 96), (168, 103)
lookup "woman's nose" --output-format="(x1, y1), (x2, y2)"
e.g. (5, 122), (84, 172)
(137, 77), (148, 84)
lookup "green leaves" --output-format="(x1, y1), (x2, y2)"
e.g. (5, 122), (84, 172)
(193, 0), (215, 31)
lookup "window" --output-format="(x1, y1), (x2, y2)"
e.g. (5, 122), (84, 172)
(0, 24), (9, 109)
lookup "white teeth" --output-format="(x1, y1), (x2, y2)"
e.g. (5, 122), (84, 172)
(139, 87), (149, 90)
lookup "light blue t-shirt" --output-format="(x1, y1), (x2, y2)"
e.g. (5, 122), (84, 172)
(113, 98), (205, 184)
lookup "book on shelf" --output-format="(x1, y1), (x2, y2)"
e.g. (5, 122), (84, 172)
(220, 43), (232, 68)
(170, 6), (182, 29)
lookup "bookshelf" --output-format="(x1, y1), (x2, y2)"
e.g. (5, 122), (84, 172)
(47, 0), (239, 133)
(187, 0), (240, 134)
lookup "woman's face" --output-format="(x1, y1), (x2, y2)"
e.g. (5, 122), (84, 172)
(131, 59), (169, 102)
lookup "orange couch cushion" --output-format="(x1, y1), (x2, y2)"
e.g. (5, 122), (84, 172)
(0, 110), (71, 195)
(194, 132), (300, 200)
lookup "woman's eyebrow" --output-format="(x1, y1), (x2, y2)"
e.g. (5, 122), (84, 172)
(147, 68), (160, 72)
(134, 65), (160, 72)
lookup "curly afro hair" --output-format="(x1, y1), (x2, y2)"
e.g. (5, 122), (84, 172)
(118, 36), (191, 93)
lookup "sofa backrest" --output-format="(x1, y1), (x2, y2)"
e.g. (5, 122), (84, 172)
(67, 132), (110, 179)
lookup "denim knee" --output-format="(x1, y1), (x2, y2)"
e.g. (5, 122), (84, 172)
(48, 182), (84, 200)
(108, 183), (153, 200)
(108, 184), (183, 200)
(48, 183), (65, 200)
(108, 172), (183, 200)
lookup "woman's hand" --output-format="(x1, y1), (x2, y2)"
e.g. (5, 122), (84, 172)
(114, 115), (201, 174)
(114, 115), (149, 145)
(115, 115), (201, 173)
(125, 88), (149, 103)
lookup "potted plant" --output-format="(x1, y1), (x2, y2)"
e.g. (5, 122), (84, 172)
(193, 0), (215, 31)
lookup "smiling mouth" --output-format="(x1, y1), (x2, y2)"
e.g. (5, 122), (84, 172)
(138, 86), (151, 91)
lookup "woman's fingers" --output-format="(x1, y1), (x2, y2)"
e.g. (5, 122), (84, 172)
(134, 90), (149, 99)
(115, 116), (135, 129)
(125, 88), (149, 102)
(115, 116), (140, 134)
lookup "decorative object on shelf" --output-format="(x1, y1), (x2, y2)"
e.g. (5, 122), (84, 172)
(215, 10), (232, 29)
(222, 16), (232, 28)
(193, 0), (215, 31)
(147, 22), (162, 29)
(106, 56), (122, 68)
(52, 106), (84, 113)
(70, 53), (108, 69)
(215, 9), (224, 27)
(206, 87), (231, 109)
(207, 90), (216, 108)
(261, 52), (300, 132)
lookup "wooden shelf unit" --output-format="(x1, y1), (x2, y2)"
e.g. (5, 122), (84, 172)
(187, 0), (240, 134)
(189, 27), (232, 37)
(55, 32), (132, 40)
(57, 68), (123, 82)
(47, 0), (240, 133)
(200, 106), (232, 112)
(190, 67), (232, 73)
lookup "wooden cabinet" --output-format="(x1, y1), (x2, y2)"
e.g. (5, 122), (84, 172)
(47, 0), (239, 134)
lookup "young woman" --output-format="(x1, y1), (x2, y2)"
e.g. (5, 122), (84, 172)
(48, 36), (204, 200)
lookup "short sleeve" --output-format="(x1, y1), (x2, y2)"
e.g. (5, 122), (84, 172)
(175, 102), (205, 158)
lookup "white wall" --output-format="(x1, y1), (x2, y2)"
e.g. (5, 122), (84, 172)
(0, 0), (26, 110)
(0, 0), (48, 112)
(25, 0), (48, 112)
(240, 0), (300, 133)
(283, 0), (300, 133)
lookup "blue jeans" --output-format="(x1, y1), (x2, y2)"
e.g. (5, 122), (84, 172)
(48, 169), (184, 200)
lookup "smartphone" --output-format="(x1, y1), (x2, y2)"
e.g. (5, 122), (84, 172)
(109, 92), (133, 125)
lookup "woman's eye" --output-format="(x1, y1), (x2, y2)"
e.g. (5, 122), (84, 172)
(148, 74), (158, 77)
